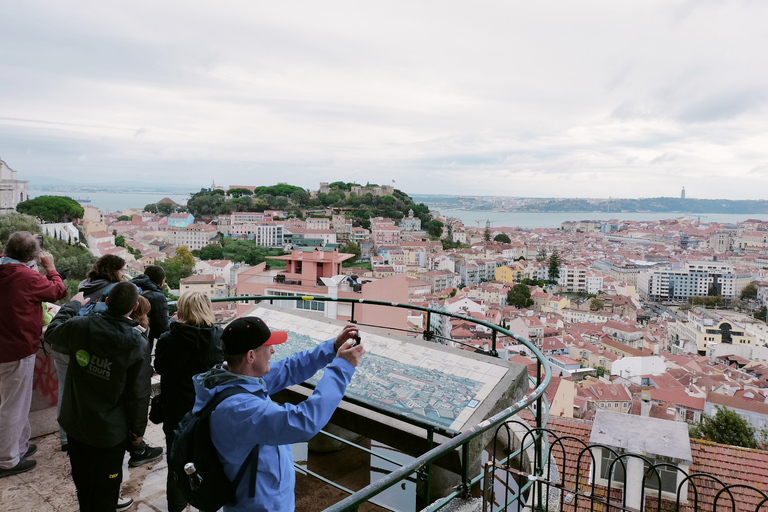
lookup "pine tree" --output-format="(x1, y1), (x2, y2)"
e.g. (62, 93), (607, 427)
(548, 249), (561, 284)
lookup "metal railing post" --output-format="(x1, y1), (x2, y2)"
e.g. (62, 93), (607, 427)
(491, 329), (498, 357)
(535, 360), (543, 511)
(461, 442), (470, 499)
(424, 428), (434, 504)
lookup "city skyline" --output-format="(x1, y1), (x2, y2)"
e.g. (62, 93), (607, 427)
(2, 2), (768, 200)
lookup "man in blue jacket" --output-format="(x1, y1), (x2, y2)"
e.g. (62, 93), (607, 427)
(193, 316), (364, 512)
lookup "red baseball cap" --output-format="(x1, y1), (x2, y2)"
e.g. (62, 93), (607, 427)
(221, 316), (288, 355)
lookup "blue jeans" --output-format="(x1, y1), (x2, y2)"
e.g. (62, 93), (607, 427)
(51, 350), (69, 446)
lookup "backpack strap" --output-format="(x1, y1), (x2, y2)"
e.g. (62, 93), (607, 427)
(205, 385), (262, 499)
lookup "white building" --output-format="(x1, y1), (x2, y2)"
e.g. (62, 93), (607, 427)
(0, 159), (29, 213)
(195, 259), (234, 286)
(167, 225), (218, 251)
(41, 222), (80, 244)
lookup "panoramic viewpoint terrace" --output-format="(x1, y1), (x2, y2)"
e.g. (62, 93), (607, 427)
(3, 295), (767, 512)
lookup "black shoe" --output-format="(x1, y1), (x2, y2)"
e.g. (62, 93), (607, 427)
(116, 496), (134, 511)
(24, 444), (37, 458)
(128, 442), (163, 467)
(0, 459), (36, 479)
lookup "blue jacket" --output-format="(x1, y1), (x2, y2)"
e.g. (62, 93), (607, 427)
(192, 339), (355, 512)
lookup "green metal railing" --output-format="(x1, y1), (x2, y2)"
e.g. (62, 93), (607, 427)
(209, 294), (553, 511)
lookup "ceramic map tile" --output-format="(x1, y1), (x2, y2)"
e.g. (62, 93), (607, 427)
(251, 307), (509, 432)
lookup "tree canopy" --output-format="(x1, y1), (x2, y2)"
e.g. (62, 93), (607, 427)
(16, 196), (84, 223)
(340, 241), (361, 265)
(157, 247), (195, 288)
(192, 238), (287, 268)
(741, 282), (758, 300)
(590, 298), (604, 311)
(689, 405), (759, 449)
(228, 188), (253, 197)
(0, 213), (40, 246)
(494, 233), (511, 244)
(44, 234), (95, 282)
(507, 284), (534, 309)
(548, 249), (561, 284)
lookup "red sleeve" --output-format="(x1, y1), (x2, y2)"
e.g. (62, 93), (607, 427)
(29, 270), (67, 302)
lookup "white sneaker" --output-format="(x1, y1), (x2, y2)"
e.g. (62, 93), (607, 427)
(116, 497), (133, 511)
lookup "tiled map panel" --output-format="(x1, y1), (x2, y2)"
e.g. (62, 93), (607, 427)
(253, 307), (508, 431)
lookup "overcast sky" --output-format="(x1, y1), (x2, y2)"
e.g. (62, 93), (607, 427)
(2, 1), (768, 199)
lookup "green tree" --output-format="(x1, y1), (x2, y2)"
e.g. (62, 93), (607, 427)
(228, 188), (253, 198)
(290, 189), (310, 206)
(157, 202), (177, 216)
(194, 244), (225, 260)
(689, 405), (758, 449)
(494, 233), (511, 244)
(590, 298), (604, 311)
(143, 203), (158, 214)
(45, 235), (95, 282)
(425, 220), (444, 239)
(741, 282), (758, 300)
(340, 241), (361, 265)
(116, 215), (132, 222)
(507, 284), (534, 309)
(16, 196), (84, 223)
(157, 247), (195, 288)
(114, 235), (141, 259)
(755, 306), (768, 322)
(0, 213), (41, 245)
(548, 249), (561, 284)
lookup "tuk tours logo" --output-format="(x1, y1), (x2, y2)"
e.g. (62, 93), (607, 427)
(75, 349), (112, 379)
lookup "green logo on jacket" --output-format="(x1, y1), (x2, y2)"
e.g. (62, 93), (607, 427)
(76, 350), (90, 367)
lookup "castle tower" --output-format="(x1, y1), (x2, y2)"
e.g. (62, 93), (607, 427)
(681, 186), (685, 199)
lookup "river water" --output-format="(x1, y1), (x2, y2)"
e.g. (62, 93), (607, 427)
(28, 189), (192, 212)
(434, 208), (768, 229)
(27, 189), (768, 228)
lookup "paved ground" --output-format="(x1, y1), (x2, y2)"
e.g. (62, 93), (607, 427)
(0, 420), (170, 512)
(0, 415), (389, 512)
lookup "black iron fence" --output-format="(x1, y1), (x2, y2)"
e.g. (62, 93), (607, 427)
(485, 419), (768, 512)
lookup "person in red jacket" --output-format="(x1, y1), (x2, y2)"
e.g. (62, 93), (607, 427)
(0, 231), (66, 478)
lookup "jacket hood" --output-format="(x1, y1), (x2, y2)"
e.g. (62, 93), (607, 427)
(168, 321), (219, 351)
(131, 274), (161, 292)
(192, 366), (264, 413)
(79, 278), (113, 295)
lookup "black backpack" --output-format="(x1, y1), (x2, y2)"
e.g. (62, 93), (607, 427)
(169, 386), (260, 511)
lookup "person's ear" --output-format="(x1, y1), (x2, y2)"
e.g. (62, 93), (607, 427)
(245, 349), (255, 364)
(133, 301), (139, 312)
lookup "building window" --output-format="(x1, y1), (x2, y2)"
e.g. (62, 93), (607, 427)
(600, 449), (678, 494)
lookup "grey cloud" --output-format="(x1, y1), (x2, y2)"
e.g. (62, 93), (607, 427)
(677, 91), (766, 123)
(650, 153), (678, 165)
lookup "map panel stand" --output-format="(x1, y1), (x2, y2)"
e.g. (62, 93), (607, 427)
(248, 304), (529, 496)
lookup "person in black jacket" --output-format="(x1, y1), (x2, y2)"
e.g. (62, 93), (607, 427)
(154, 292), (224, 512)
(51, 254), (125, 452)
(131, 265), (170, 347)
(45, 282), (161, 512)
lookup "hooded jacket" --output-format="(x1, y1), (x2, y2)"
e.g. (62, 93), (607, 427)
(44, 301), (152, 447)
(130, 274), (170, 341)
(78, 277), (115, 303)
(154, 320), (224, 429)
(193, 339), (355, 512)
(0, 259), (66, 363)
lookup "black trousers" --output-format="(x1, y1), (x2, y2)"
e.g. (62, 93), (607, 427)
(68, 437), (125, 512)
(164, 426), (187, 512)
